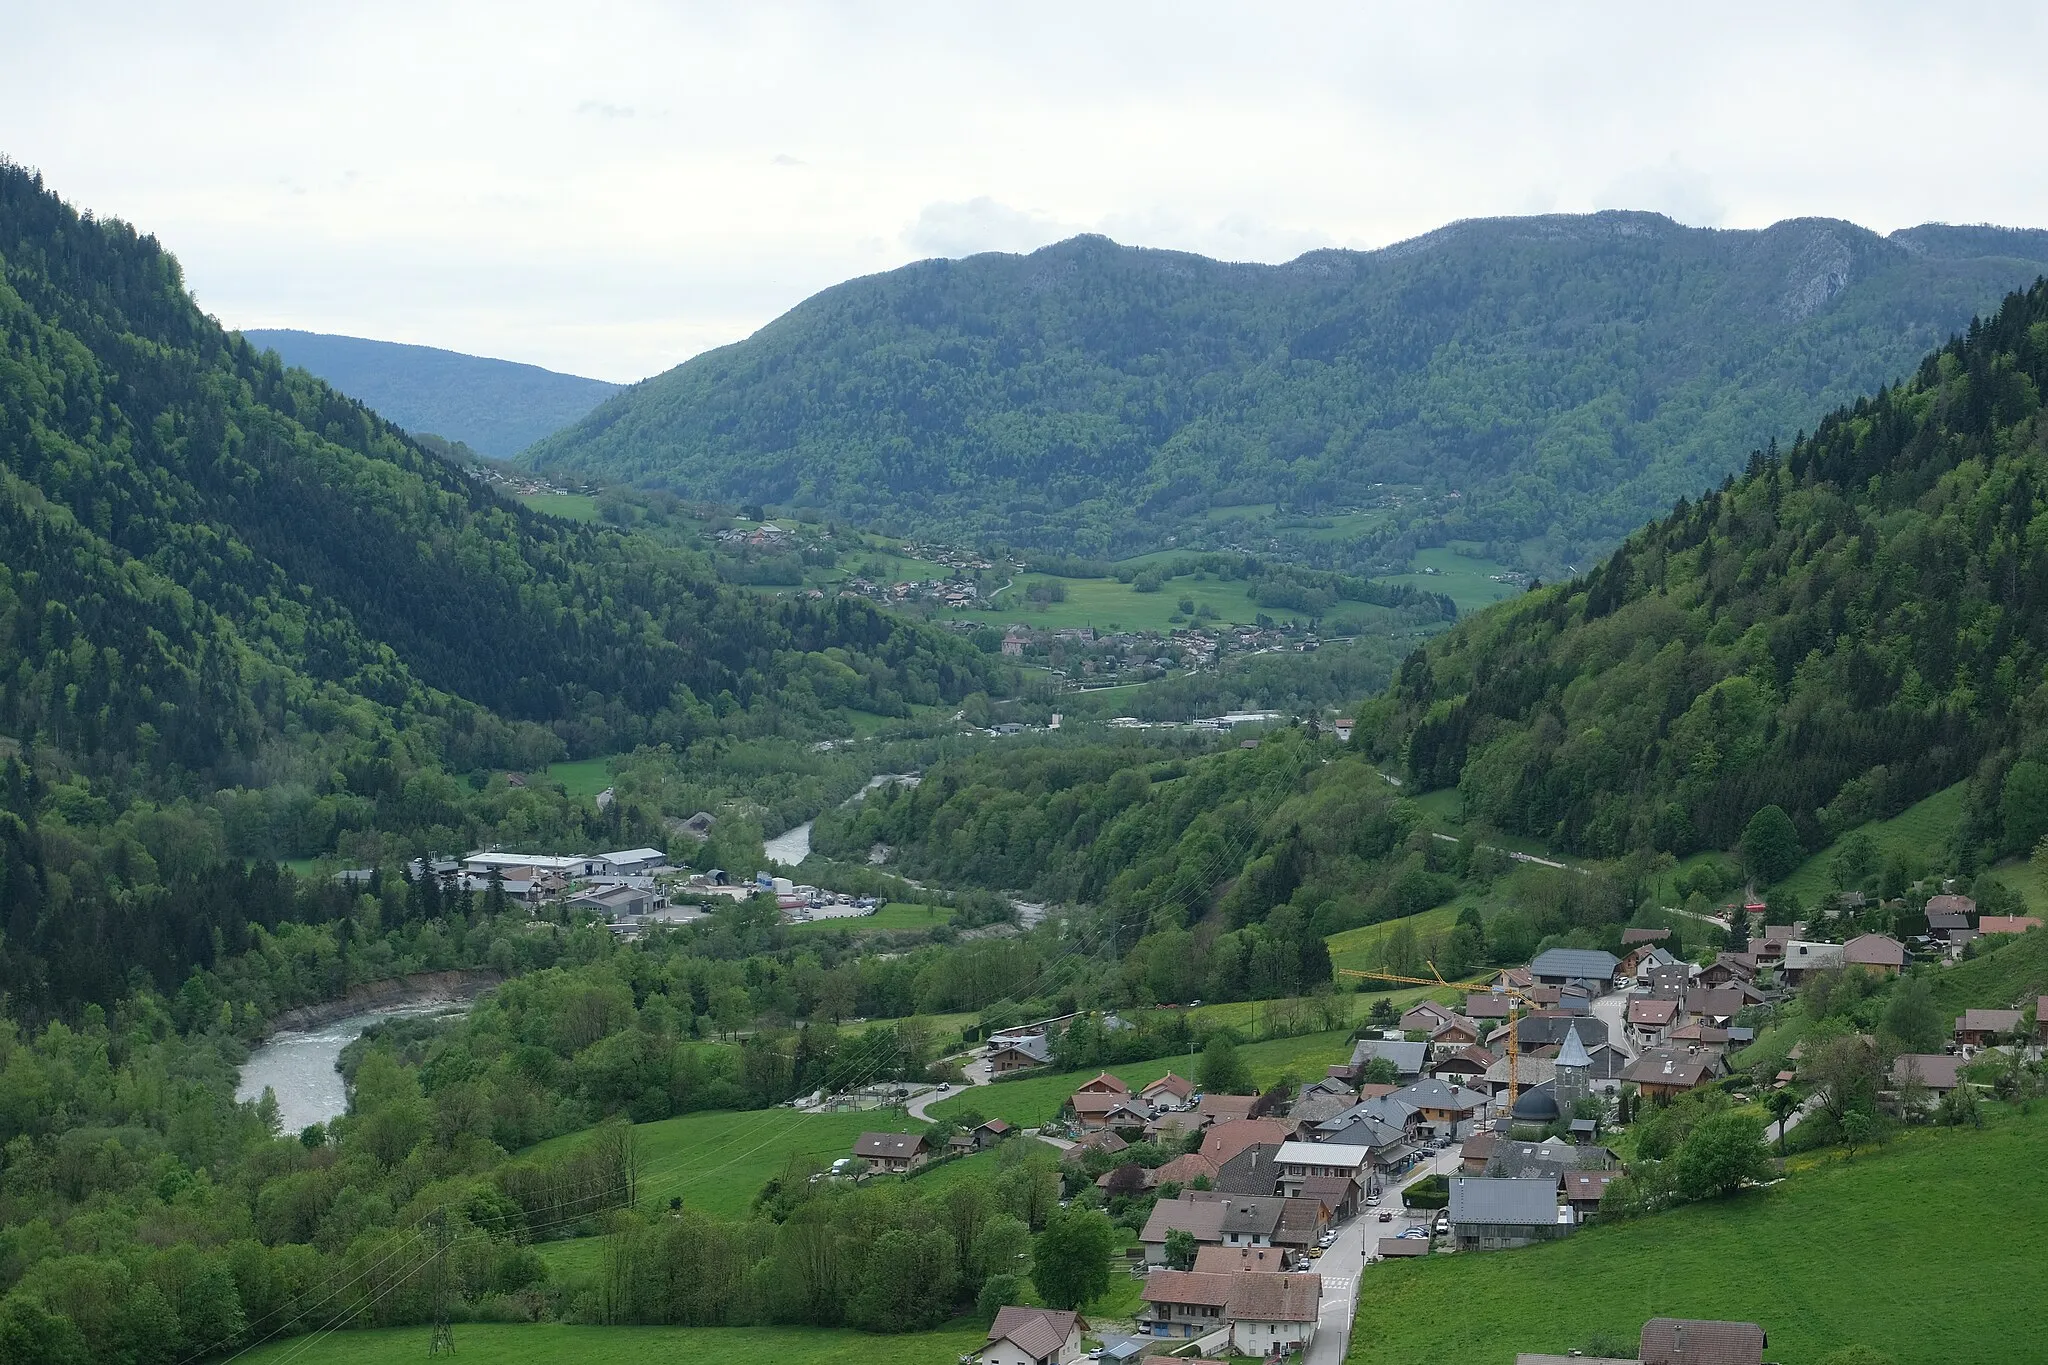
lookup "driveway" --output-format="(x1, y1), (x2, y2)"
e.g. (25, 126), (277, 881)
(905, 1051), (992, 1121)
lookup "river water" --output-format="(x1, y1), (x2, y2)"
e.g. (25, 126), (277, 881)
(236, 1002), (464, 1136)
(763, 821), (812, 866)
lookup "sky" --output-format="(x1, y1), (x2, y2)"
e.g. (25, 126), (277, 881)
(5, 2), (2044, 382)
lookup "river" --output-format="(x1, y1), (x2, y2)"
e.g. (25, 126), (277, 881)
(236, 1002), (465, 1136)
(763, 821), (812, 866)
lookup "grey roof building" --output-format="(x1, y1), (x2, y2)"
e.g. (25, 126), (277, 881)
(1346, 1037), (1428, 1077)
(1528, 948), (1620, 987)
(1448, 1176), (1570, 1250)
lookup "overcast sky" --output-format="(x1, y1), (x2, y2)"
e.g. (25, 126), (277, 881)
(6, 2), (2043, 381)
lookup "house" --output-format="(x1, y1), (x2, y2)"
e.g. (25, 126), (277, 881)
(599, 847), (669, 876)
(1196, 1093), (1260, 1124)
(1626, 997), (1679, 1047)
(1955, 1008), (2025, 1047)
(1695, 953), (1755, 988)
(1842, 933), (1908, 974)
(1429, 1016), (1482, 1049)
(1754, 924), (1801, 963)
(1139, 1199), (1229, 1266)
(1218, 1196), (1288, 1248)
(1272, 1197), (1331, 1251)
(1063, 1131), (1129, 1162)
(1979, 915), (2043, 935)
(1312, 1107), (1416, 1173)
(1139, 1270), (1234, 1337)
(1645, 962), (1693, 998)
(1401, 1000), (1458, 1033)
(1287, 1090), (1358, 1137)
(1071, 1092), (1151, 1132)
(987, 1033), (1052, 1075)
(1448, 1176), (1570, 1251)
(852, 1132), (929, 1174)
(1495, 966), (1537, 991)
(1222, 1272), (1321, 1356)
(1563, 1169), (1620, 1217)
(1297, 1174), (1359, 1219)
(1465, 993), (1513, 1021)
(1075, 1072), (1130, 1097)
(1681, 986), (1747, 1027)
(1141, 1073), (1195, 1109)
(1272, 1141), (1371, 1197)
(1484, 1136), (1618, 1184)
(978, 1307), (1086, 1365)
(1621, 926), (1672, 947)
(1639, 1318), (1767, 1365)
(1512, 1012), (1612, 1051)
(1778, 940), (1846, 981)
(1154, 1152), (1220, 1188)
(1193, 1245), (1291, 1274)
(1527, 948), (1620, 991)
(1200, 1119), (1292, 1167)
(1669, 1022), (1732, 1056)
(1097, 1163), (1158, 1194)
(1343, 1038), (1429, 1080)
(1925, 893), (1976, 927)
(1391, 1077), (1489, 1137)
(1622, 1049), (1719, 1101)
(1481, 1054), (1557, 1101)
(1213, 1143), (1284, 1198)
(1890, 1053), (1963, 1100)
(1430, 1045), (1496, 1081)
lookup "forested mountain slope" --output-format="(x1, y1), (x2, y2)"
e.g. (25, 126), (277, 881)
(0, 162), (991, 794)
(527, 214), (2048, 571)
(243, 329), (621, 458)
(1356, 279), (2048, 866)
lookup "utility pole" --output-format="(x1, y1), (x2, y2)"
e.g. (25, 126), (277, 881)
(427, 1207), (455, 1357)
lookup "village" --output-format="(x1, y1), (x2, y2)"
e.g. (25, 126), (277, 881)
(825, 900), (2047, 1365)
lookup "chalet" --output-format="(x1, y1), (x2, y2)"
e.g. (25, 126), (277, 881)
(1193, 1245), (1290, 1274)
(852, 1132), (929, 1174)
(1753, 924), (1801, 963)
(1695, 953), (1754, 988)
(1272, 1141), (1371, 1196)
(1494, 966), (1536, 991)
(1622, 1049), (1719, 1101)
(1448, 1176), (1570, 1251)
(1890, 1053), (1963, 1101)
(1955, 1008), (2024, 1047)
(1312, 1108), (1415, 1173)
(1639, 1318), (1767, 1365)
(1391, 1077), (1489, 1137)
(1096, 1163), (1157, 1194)
(1287, 1090), (1358, 1137)
(1075, 1072), (1129, 1097)
(1779, 940), (1846, 981)
(1221, 1272), (1321, 1356)
(1139, 1198), (1228, 1266)
(1154, 1152), (1220, 1188)
(1563, 1169), (1620, 1217)
(1627, 997), (1679, 1047)
(1681, 986), (1747, 1026)
(1200, 1119), (1293, 1167)
(1465, 993), (1513, 1021)
(987, 1034), (1052, 1075)
(1071, 1092), (1150, 1132)
(1343, 1038), (1428, 1080)
(1428, 1016), (1482, 1049)
(1196, 1093), (1260, 1124)
(1297, 1174), (1358, 1219)
(1979, 915), (2043, 935)
(1527, 948), (1620, 991)
(1842, 933), (1908, 974)
(1213, 1143), (1283, 1198)
(977, 1307), (1086, 1365)
(1401, 1001), (1458, 1033)
(1218, 1196), (1287, 1248)
(1141, 1073), (1195, 1109)
(1062, 1130), (1128, 1162)
(1272, 1196), (1331, 1251)
(1669, 1022), (1732, 1057)
(1621, 926), (1672, 947)
(1138, 1270), (1231, 1337)
(1925, 893), (1976, 928)
(1645, 962), (1693, 998)
(1430, 1045), (1496, 1081)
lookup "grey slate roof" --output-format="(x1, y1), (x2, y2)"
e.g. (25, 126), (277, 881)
(1528, 948), (1620, 981)
(1449, 1176), (1561, 1227)
(1392, 1077), (1488, 1113)
(1347, 1038), (1428, 1075)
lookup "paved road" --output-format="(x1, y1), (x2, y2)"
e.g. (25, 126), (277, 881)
(1589, 991), (1636, 1062)
(1307, 1145), (1464, 1364)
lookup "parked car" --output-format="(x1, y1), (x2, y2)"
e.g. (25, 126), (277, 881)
(1308, 1246), (1324, 1258)
(1399, 1228), (1428, 1240)
(1432, 1211), (1451, 1234)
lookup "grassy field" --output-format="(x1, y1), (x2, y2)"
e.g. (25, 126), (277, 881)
(1772, 780), (1968, 906)
(787, 902), (951, 935)
(236, 1321), (987, 1365)
(1380, 547), (1523, 614)
(545, 756), (617, 801)
(518, 492), (602, 522)
(931, 1028), (1358, 1128)
(1326, 907), (1466, 977)
(524, 1108), (924, 1219)
(1348, 1107), (2048, 1365)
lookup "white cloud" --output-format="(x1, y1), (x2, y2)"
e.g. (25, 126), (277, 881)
(902, 198), (1079, 258)
(2, 1), (2044, 380)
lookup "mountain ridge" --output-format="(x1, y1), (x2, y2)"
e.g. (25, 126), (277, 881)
(527, 211), (2048, 575)
(242, 328), (622, 458)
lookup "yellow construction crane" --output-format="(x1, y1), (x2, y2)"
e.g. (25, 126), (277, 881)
(1338, 963), (1543, 1112)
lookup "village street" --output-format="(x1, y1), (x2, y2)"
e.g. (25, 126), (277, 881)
(1306, 1141), (1465, 1363)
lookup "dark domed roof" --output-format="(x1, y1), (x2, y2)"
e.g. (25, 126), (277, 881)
(1511, 1080), (1560, 1122)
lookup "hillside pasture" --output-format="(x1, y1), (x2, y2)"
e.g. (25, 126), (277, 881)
(234, 1321), (986, 1365)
